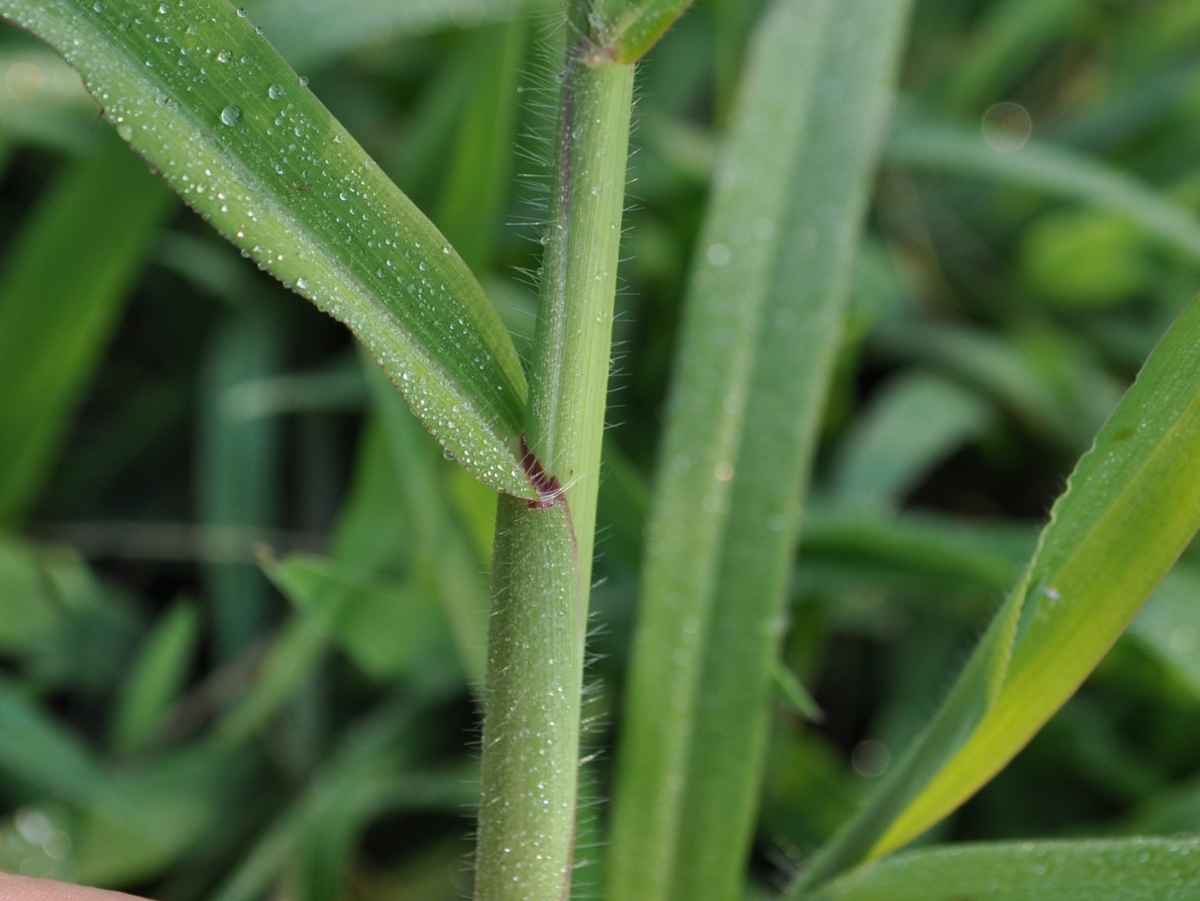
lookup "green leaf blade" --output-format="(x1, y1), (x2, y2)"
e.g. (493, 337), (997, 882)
(878, 293), (1200, 854)
(2, 0), (535, 498)
(110, 600), (201, 755)
(886, 117), (1200, 264)
(246, 0), (525, 70)
(831, 373), (994, 514)
(0, 133), (174, 524)
(812, 837), (1200, 901)
(797, 293), (1200, 892)
(607, 0), (914, 898)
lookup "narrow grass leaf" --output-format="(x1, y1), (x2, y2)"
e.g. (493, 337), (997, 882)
(0, 133), (174, 524)
(0, 47), (97, 151)
(198, 310), (281, 662)
(217, 613), (329, 744)
(799, 510), (1032, 598)
(608, 1), (913, 899)
(940, 0), (1086, 113)
(210, 705), (471, 901)
(246, 0), (527, 70)
(831, 373), (993, 514)
(110, 600), (201, 755)
(0, 677), (131, 818)
(74, 743), (260, 886)
(1126, 564), (1200, 699)
(433, 17), (526, 272)
(365, 358), (489, 684)
(810, 837), (1200, 901)
(885, 117), (1200, 263)
(329, 420), (413, 577)
(1, 0), (534, 497)
(219, 358), (366, 420)
(773, 662), (824, 723)
(263, 552), (459, 686)
(874, 319), (1120, 452)
(796, 294), (1200, 892)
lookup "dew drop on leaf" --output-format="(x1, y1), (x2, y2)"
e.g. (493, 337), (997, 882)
(220, 105), (242, 126)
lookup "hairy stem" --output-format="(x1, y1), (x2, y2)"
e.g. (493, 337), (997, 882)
(474, 7), (634, 899)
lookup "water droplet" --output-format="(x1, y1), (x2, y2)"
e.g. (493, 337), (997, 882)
(982, 101), (1033, 153)
(443, 448), (456, 462)
(298, 75), (309, 87)
(216, 49), (230, 63)
(296, 278), (308, 291)
(268, 83), (285, 100)
(235, 5), (247, 16)
(220, 105), (242, 126)
(851, 740), (891, 777)
(92, 0), (105, 11)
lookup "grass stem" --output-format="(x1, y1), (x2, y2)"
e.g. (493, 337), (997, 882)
(474, 9), (634, 899)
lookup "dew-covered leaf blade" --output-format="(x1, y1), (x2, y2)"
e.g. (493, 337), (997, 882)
(0, 0), (534, 497)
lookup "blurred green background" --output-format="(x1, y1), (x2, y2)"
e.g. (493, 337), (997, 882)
(1, 0), (1199, 898)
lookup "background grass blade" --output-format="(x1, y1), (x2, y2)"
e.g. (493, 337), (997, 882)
(0, 677), (132, 818)
(109, 600), (200, 756)
(939, 0), (1086, 113)
(830, 373), (994, 514)
(365, 359), (490, 685)
(606, 1), (913, 898)
(433, 18), (526, 273)
(0, 47), (98, 151)
(810, 837), (1200, 901)
(0, 132), (174, 524)
(796, 293), (1200, 893)
(885, 117), (1200, 263)
(264, 554), (459, 686)
(246, 0), (527, 70)
(1, 0), (535, 498)
(198, 308), (282, 663)
(1126, 564), (1200, 698)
